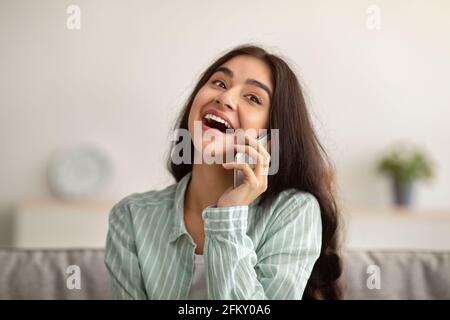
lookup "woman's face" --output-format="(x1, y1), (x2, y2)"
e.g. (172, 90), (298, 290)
(188, 55), (273, 158)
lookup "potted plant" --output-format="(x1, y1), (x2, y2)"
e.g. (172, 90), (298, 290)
(377, 143), (434, 207)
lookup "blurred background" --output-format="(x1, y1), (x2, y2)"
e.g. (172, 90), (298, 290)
(0, 0), (449, 299)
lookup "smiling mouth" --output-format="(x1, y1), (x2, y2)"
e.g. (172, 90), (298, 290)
(202, 113), (234, 134)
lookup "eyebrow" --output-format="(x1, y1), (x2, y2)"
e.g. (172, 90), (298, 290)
(213, 66), (272, 101)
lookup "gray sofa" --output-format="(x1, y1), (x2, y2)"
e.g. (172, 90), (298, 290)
(0, 248), (449, 299)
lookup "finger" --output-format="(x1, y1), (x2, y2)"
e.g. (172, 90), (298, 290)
(242, 133), (271, 160)
(222, 162), (258, 184)
(234, 144), (270, 178)
(233, 132), (269, 157)
(234, 134), (270, 166)
(223, 160), (268, 191)
(234, 144), (266, 166)
(256, 160), (270, 177)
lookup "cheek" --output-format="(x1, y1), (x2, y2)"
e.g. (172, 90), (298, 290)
(189, 88), (212, 118)
(188, 94), (204, 130)
(239, 109), (271, 131)
(193, 87), (214, 107)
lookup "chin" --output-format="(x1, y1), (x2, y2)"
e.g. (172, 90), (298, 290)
(197, 138), (234, 164)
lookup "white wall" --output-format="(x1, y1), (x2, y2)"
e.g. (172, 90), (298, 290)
(1, 0), (449, 245)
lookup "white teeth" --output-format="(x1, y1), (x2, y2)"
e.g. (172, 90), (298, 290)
(204, 113), (232, 129)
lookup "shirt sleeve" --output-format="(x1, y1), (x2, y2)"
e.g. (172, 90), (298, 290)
(104, 201), (148, 299)
(202, 193), (322, 300)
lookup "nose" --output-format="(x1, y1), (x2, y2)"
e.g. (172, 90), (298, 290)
(214, 93), (236, 111)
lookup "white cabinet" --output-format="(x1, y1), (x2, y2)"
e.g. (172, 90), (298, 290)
(12, 199), (450, 250)
(13, 199), (116, 248)
(343, 207), (450, 250)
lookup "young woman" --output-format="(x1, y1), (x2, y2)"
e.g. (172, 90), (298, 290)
(105, 44), (342, 300)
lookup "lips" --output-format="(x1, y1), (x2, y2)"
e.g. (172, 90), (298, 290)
(201, 109), (235, 130)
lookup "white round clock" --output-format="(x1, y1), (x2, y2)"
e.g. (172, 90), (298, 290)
(47, 145), (113, 200)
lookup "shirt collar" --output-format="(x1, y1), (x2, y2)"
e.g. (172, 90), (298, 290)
(168, 171), (192, 243)
(167, 170), (263, 243)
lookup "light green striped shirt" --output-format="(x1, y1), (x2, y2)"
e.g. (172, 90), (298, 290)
(104, 171), (322, 300)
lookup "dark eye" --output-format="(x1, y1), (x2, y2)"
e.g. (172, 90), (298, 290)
(247, 94), (262, 105)
(212, 79), (226, 89)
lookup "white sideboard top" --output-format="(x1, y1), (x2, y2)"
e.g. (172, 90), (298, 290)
(13, 198), (117, 249)
(12, 199), (450, 250)
(343, 207), (450, 251)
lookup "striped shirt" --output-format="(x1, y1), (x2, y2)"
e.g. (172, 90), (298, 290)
(104, 171), (322, 300)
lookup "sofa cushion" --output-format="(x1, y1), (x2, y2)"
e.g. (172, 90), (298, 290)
(0, 248), (110, 299)
(341, 250), (450, 299)
(0, 248), (449, 299)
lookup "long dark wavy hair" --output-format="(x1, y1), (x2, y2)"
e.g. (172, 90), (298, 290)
(167, 44), (342, 299)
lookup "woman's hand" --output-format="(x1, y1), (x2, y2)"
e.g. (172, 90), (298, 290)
(217, 133), (271, 208)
